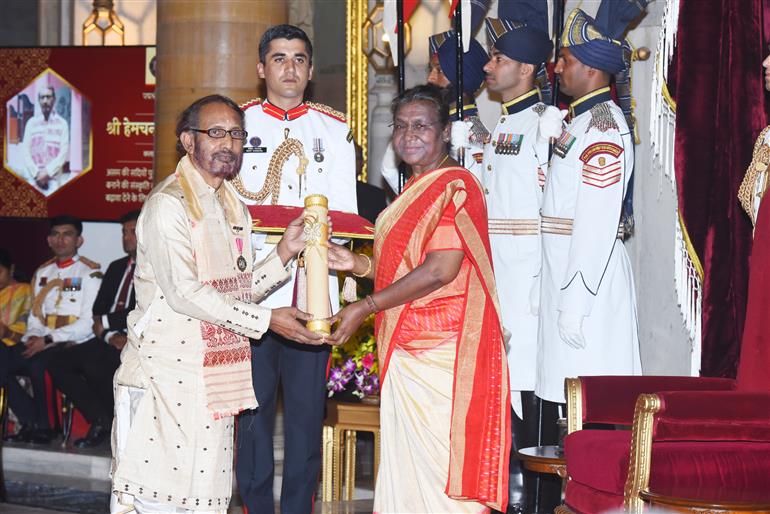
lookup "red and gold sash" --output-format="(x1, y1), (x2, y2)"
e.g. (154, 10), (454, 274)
(176, 156), (258, 419)
(373, 166), (511, 510)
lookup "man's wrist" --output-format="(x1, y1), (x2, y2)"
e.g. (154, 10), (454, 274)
(276, 242), (295, 267)
(44, 335), (54, 345)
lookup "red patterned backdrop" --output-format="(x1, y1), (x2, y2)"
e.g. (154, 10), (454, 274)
(0, 46), (155, 221)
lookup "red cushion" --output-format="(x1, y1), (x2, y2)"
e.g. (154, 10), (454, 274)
(566, 431), (770, 504)
(565, 430), (631, 494)
(579, 376), (735, 425)
(564, 479), (623, 514)
(648, 441), (770, 503)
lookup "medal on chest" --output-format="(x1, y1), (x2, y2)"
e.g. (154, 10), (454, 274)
(553, 130), (576, 159)
(494, 133), (523, 155)
(233, 225), (248, 271)
(62, 277), (82, 291)
(235, 236), (247, 272)
(313, 138), (325, 163)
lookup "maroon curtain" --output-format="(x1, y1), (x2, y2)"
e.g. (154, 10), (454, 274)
(0, 218), (51, 283)
(672, 0), (768, 377)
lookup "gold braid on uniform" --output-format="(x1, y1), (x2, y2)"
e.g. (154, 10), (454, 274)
(738, 125), (770, 226)
(587, 103), (619, 133)
(232, 128), (309, 205)
(32, 279), (62, 321)
(305, 102), (347, 121)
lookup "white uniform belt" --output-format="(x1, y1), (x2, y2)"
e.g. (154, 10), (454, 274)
(488, 218), (539, 236)
(541, 215), (624, 239)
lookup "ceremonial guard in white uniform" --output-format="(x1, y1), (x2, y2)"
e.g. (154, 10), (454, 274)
(236, 98), (357, 282)
(381, 4), (491, 193)
(482, 2), (559, 511)
(7, 216), (101, 444)
(25, 255), (101, 344)
(234, 25), (357, 514)
(537, 1), (647, 405)
(427, 28), (489, 177)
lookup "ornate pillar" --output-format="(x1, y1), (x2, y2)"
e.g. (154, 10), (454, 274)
(367, 73), (397, 189)
(154, 1), (287, 182)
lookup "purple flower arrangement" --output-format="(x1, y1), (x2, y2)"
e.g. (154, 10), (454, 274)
(326, 313), (379, 400)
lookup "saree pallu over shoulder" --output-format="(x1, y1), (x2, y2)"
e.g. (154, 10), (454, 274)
(373, 166), (511, 510)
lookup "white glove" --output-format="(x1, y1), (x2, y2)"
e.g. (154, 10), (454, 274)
(450, 120), (473, 159)
(558, 311), (586, 349)
(529, 277), (541, 317)
(538, 106), (567, 142)
(381, 142), (401, 193)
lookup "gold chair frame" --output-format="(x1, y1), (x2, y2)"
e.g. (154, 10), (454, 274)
(560, 380), (770, 514)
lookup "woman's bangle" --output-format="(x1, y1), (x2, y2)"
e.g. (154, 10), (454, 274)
(365, 295), (380, 314)
(352, 253), (372, 278)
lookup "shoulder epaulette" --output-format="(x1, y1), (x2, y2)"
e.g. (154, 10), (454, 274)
(38, 257), (56, 270)
(79, 256), (101, 270)
(306, 102), (347, 123)
(587, 103), (619, 133)
(240, 97), (263, 110)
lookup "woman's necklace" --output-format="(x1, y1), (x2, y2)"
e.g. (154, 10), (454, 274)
(435, 154), (450, 169)
(407, 154), (452, 190)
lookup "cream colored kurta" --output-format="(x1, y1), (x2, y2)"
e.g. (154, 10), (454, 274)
(111, 157), (291, 511)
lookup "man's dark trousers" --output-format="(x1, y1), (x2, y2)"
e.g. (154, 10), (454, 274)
(5, 344), (59, 430)
(236, 331), (329, 514)
(47, 338), (121, 424)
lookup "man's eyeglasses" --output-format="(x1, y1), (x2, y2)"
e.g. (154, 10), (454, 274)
(189, 127), (248, 140)
(389, 121), (441, 134)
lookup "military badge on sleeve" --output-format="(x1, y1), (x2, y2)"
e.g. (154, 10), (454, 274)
(579, 142), (624, 188)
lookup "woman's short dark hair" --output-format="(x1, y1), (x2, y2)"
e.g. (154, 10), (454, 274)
(0, 249), (12, 271)
(390, 84), (451, 129)
(175, 94), (244, 156)
(259, 24), (313, 64)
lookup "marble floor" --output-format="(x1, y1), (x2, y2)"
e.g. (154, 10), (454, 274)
(0, 501), (376, 514)
(0, 500), (378, 514)
(1, 427), (377, 514)
(0, 506), (69, 514)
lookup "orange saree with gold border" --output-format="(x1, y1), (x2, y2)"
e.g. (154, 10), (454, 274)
(373, 166), (511, 510)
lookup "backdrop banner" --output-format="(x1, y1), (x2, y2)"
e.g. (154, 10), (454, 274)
(1, 46), (156, 220)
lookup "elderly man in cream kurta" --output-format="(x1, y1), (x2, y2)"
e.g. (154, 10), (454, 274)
(110, 95), (321, 514)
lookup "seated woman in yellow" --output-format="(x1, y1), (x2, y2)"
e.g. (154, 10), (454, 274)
(0, 249), (32, 348)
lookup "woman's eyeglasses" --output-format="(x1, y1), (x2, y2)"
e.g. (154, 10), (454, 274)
(389, 122), (440, 134)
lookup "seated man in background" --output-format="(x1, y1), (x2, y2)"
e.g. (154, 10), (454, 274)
(48, 210), (139, 448)
(6, 215), (101, 444)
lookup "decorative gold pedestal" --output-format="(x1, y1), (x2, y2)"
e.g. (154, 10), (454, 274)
(321, 400), (380, 501)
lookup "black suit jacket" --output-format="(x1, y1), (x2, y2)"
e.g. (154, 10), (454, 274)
(92, 255), (136, 334)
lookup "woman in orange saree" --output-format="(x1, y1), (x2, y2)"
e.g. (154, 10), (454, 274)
(328, 85), (510, 512)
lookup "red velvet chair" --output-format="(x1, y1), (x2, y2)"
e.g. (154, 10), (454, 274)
(558, 376), (770, 513)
